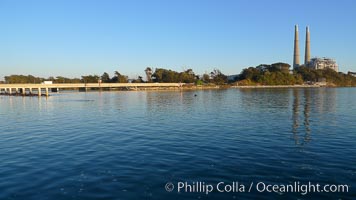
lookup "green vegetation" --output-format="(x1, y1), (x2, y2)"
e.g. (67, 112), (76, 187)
(111, 71), (128, 83)
(4, 71), (129, 84)
(81, 75), (100, 83)
(3, 64), (356, 86)
(4, 75), (46, 84)
(236, 63), (303, 85)
(52, 76), (81, 83)
(151, 68), (196, 83)
(295, 67), (356, 86)
(209, 69), (228, 85)
(150, 68), (228, 85)
(235, 63), (356, 86)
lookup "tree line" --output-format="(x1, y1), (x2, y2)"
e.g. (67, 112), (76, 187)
(235, 63), (303, 85)
(3, 64), (356, 86)
(235, 63), (356, 86)
(3, 67), (228, 85)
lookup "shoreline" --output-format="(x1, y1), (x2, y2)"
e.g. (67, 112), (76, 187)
(1, 84), (354, 97)
(231, 84), (323, 88)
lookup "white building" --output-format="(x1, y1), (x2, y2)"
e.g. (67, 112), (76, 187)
(348, 71), (356, 77)
(308, 57), (338, 72)
(42, 81), (53, 84)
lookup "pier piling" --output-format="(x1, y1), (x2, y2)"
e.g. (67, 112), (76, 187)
(0, 83), (183, 97)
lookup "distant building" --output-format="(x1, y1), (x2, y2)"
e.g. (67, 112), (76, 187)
(42, 81), (53, 84)
(348, 71), (356, 77)
(256, 63), (290, 73)
(307, 57), (338, 72)
(271, 62), (290, 73)
(292, 25), (339, 73)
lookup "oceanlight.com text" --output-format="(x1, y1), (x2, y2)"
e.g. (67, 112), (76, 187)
(165, 181), (349, 195)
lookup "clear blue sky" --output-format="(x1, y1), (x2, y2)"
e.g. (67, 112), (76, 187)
(1, 0), (355, 79)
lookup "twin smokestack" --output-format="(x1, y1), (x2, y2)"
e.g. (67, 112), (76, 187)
(293, 25), (310, 69)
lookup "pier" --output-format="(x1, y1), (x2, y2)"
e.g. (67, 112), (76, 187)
(0, 83), (183, 97)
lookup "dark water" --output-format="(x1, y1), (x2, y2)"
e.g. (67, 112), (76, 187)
(0, 88), (355, 199)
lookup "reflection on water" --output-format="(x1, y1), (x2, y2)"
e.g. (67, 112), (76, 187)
(303, 89), (311, 134)
(291, 88), (337, 146)
(0, 88), (355, 200)
(292, 89), (311, 146)
(292, 90), (300, 135)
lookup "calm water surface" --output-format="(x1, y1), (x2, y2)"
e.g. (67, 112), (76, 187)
(0, 88), (355, 199)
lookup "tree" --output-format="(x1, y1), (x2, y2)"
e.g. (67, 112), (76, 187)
(151, 68), (195, 83)
(81, 75), (99, 83)
(55, 76), (81, 83)
(112, 71), (128, 83)
(202, 73), (211, 83)
(210, 69), (228, 85)
(179, 69), (196, 83)
(238, 67), (261, 81)
(295, 66), (317, 82)
(55, 76), (66, 83)
(101, 72), (111, 83)
(4, 75), (43, 84)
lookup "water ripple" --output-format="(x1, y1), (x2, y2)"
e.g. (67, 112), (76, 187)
(0, 88), (355, 199)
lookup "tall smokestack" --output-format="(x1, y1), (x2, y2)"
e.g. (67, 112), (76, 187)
(304, 26), (311, 66)
(293, 25), (300, 69)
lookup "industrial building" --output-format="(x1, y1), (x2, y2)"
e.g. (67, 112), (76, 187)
(293, 25), (338, 72)
(308, 57), (338, 72)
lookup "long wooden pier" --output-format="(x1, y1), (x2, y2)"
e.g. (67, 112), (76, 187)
(0, 83), (183, 96)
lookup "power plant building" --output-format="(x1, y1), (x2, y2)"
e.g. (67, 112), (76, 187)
(293, 25), (338, 72)
(308, 57), (338, 72)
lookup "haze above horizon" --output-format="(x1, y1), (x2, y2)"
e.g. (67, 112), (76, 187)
(1, 0), (355, 80)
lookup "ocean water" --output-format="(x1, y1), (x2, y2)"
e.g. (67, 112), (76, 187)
(0, 88), (355, 199)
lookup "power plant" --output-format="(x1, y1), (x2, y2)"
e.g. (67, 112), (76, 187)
(304, 26), (311, 65)
(293, 25), (338, 72)
(293, 25), (300, 69)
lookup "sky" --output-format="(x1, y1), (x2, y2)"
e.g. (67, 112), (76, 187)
(1, 0), (356, 80)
